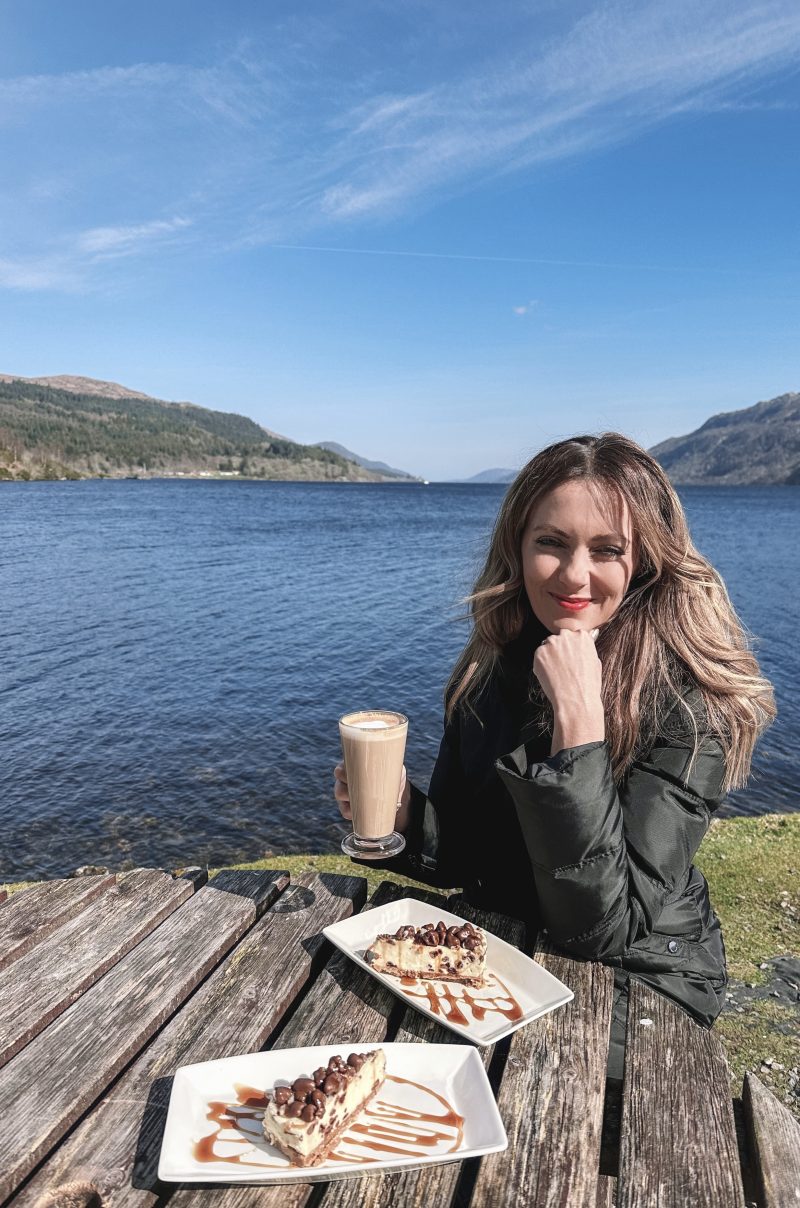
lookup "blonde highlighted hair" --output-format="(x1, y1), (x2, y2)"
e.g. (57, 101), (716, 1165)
(446, 433), (775, 790)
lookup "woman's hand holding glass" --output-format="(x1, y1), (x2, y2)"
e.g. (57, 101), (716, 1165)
(334, 762), (412, 833)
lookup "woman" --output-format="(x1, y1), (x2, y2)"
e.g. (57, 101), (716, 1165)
(334, 433), (775, 1071)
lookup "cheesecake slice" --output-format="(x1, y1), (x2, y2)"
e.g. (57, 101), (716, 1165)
(262, 1049), (385, 1167)
(365, 920), (487, 986)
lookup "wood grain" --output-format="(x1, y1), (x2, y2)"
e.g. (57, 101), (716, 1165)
(0, 869), (288, 1202)
(0, 874), (115, 971)
(167, 880), (408, 1208)
(470, 941), (613, 1208)
(596, 1174), (618, 1206)
(0, 869), (193, 1067)
(742, 1071), (800, 1208)
(11, 872), (366, 1208)
(318, 893), (527, 1208)
(617, 980), (744, 1208)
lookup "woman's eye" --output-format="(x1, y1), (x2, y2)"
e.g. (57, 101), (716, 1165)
(535, 537), (623, 557)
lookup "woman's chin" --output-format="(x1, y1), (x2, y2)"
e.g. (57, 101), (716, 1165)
(541, 608), (596, 631)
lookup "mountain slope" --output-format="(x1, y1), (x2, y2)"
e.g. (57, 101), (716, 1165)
(0, 373), (153, 401)
(462, 468), (517, 484)
(650, 392), (800, 485)
(315, 440), (419, 480)
(0, 377), (385, 482)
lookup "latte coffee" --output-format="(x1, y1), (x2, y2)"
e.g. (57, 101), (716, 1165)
(339, 710), (408, 857)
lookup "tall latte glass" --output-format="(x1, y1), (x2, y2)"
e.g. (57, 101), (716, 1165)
(339, 710), (408, 859)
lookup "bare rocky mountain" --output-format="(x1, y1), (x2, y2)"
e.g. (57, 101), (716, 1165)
(0, 373), (153, 401)
(650, 392), (800, 485)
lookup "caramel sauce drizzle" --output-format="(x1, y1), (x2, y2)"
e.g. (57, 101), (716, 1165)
(193, 1101), (283, 1168)
(233, 1083), (269, 1109)
(193, 1074), (464, 1169)
(399, 972), (523, 1027)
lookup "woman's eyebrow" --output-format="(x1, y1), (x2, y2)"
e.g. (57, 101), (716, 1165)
(531, 524), (628, 544)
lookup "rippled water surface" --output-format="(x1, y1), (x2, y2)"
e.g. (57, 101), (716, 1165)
(1, 480), (796, 879)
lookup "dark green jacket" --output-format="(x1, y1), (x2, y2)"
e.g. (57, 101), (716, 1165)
(379, 622), (728, 1029)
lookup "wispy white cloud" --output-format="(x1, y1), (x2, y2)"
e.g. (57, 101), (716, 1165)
(672, 97), (799, 113)
(0, 256), (78, 292)
(0, 56), (269, 127)
(1, 1), (799, 290)
(77, 218), (192, 257)
(307, 0), (800, 223)
(0, 216), (193, 290)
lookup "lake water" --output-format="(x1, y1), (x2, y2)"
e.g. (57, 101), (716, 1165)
(1, 480), (797, 881)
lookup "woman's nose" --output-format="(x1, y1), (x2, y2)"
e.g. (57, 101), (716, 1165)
(557, 549), (591, 590)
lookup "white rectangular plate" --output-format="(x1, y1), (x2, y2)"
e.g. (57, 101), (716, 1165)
(158, 1042), (506, 1184)
(323, 898), (573, 1045)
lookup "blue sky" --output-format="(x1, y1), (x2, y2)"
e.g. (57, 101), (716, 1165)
(1, 0), (798, 479)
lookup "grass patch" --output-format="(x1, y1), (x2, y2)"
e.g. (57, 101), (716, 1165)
(0, 879), (37, 896)
(696, 813), (800, 984)
(716, 999), (799, 1109)
(207, 852), (445, 898)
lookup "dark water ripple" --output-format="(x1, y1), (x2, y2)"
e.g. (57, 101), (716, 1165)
(0, 480), (796, 880)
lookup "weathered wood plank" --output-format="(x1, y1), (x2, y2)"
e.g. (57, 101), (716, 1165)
(596, 1174), (617, 1207)
(11, 872), (366, 1208)
(743, 1071), (800, 1207)
(0, 868), (194, 1068)
(0, 890), (7, 905)
(176, 867), (209, 891)
(166, 879), (409, 1208)
(0, 873), (115, 970)
(318, 895), (527, 1208)
(271, 880), (407, 1052)
(0, 868), (289, 1202)
(617, 980), (744, 1208)
(470, 942), (613, 1208)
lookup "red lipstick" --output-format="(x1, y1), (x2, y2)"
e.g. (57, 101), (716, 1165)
(551, 594), (592, 611)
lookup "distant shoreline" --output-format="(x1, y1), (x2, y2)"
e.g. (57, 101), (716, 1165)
(1, 473), (797, 487)
(0, 470), (427, 485)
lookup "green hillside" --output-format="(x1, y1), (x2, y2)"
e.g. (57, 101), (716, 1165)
(0, 379), (379, 482)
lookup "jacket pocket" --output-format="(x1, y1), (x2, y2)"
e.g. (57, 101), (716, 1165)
(653, 888), (704, 943)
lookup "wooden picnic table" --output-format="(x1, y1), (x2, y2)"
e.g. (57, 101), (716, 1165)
(1, 866), (798, 1208)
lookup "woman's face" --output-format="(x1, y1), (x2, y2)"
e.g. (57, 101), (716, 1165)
(521, 479), (636, 633)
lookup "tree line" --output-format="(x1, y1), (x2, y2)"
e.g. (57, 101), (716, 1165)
(0, 380), (351, 475)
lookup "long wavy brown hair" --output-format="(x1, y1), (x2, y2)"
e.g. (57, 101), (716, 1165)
(446, 433), (775, 790)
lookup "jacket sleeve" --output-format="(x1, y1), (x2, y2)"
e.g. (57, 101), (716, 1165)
(495, 693), (727, 957)
(351, 714), (473, 890)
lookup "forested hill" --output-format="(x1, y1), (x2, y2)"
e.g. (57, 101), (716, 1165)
(0, 377), (395, 482)
(650, 392), (800, 485)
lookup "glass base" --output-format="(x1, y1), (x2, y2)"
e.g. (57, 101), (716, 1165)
(341, 830), (406, 861)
